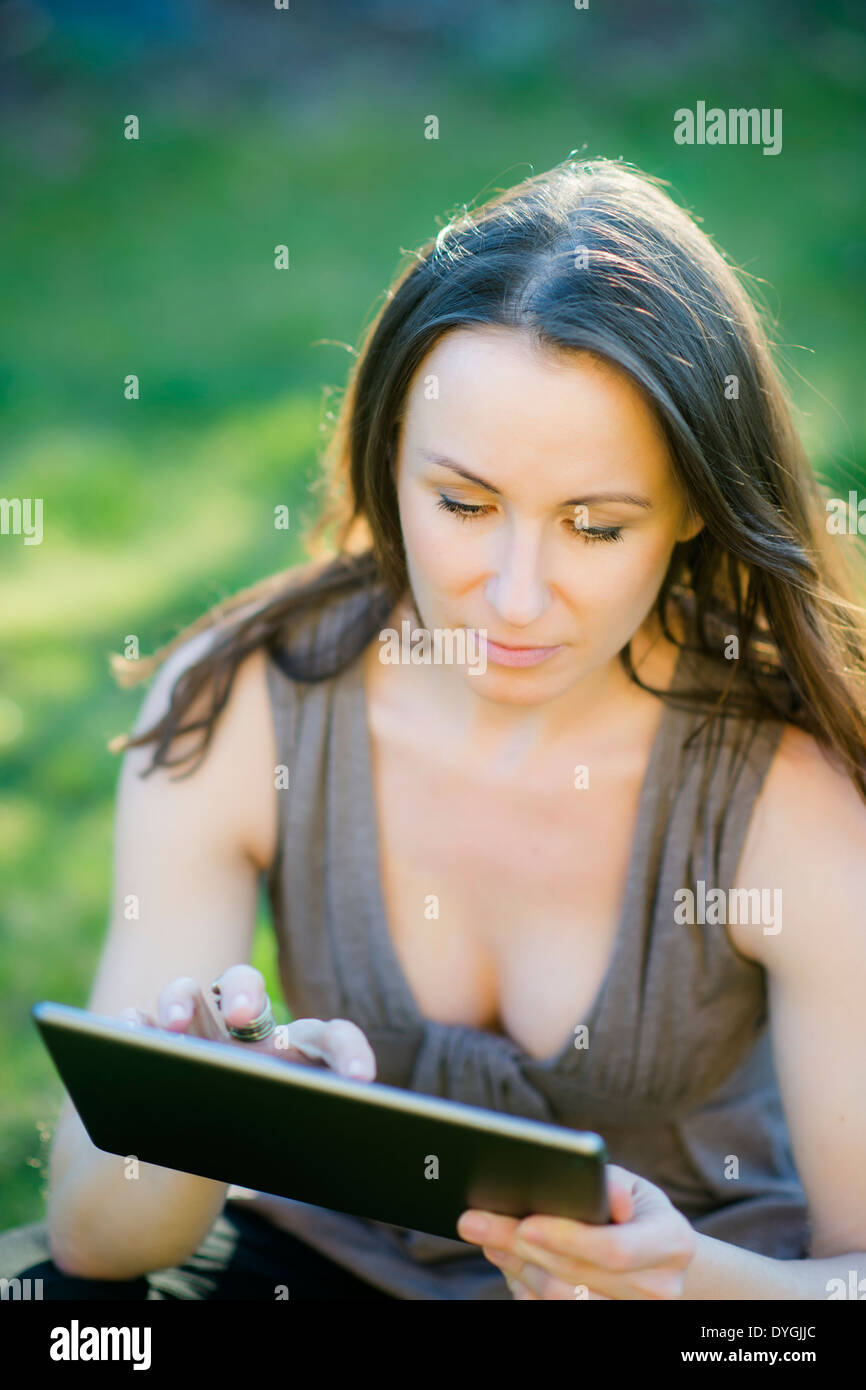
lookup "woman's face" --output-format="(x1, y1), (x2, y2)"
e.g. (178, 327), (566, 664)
(393, 325), (703, 706)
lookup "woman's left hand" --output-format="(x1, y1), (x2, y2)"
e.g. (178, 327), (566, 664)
(456, 1164), (697, 1299)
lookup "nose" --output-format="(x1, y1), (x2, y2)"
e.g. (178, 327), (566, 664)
(484, 525), (552, 629)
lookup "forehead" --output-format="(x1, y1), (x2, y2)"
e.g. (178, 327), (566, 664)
(401, 325), (673, 484)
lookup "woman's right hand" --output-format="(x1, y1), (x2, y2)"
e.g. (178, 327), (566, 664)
(118, 963), (377, 1082)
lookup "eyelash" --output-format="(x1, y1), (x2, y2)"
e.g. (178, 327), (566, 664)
(435, 494), (624, 544)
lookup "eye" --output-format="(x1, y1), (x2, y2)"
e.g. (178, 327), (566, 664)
(569, 521), (624, 544)
(436, 494), (493, 521)
(436, 493), (623, 544)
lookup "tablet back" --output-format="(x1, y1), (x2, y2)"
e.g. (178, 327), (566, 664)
(33, 1002), (609, 1237)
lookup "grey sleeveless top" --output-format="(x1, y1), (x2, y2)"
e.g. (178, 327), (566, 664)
(239, 566), (810, 1299)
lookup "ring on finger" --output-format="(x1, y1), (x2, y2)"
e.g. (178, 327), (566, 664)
(211, 981), (276, 1043)
(229, 996), (276, 1043)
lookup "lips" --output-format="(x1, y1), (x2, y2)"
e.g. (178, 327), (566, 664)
(479, 634), (564, 668)
(487, 640), (557, 651)
(480, 633), (563, 651)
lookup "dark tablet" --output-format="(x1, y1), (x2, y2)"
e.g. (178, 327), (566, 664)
(33, 1000), (610, 1238)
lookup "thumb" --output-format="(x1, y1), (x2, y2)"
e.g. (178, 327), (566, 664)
(605, 1163), (637, 1224)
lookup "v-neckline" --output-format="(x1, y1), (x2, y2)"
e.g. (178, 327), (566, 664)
(345, 637), (689, 1073)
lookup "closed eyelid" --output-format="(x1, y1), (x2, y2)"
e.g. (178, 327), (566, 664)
(437, 491), (490, 508)
(436, 493), (623, 542)
(439, 492), (620, 523)
(438, 487), (487, 501)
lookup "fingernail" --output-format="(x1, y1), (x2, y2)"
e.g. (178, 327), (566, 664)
(347, 1059), (366, 1076)
(233, 993), (251, 1011)
(168, 1003), (188, 1022)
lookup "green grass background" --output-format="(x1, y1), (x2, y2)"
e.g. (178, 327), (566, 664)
(1, 1), (864, 1230)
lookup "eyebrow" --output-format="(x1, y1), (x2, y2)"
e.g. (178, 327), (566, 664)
(418, 450), (653, 510)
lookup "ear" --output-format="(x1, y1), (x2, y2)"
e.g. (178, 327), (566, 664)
(677, 505), (705, 544)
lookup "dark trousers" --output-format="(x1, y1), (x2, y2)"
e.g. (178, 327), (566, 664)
(0, 1201), (396, 1300)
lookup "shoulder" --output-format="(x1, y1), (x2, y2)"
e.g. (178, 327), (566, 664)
(128, 609), (279, 874)
(727, 719), (866, 970)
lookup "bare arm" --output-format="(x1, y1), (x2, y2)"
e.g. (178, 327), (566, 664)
(683, 726), (866, 1295)
(47, 633), (279, 1280)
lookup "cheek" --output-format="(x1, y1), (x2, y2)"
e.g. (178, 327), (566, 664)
(400, 491), (477, 589)
(400, 500), (441, 580)
(556, 531), (673, 626)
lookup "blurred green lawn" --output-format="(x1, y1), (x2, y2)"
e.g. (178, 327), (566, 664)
(2, 25), (864, 1230)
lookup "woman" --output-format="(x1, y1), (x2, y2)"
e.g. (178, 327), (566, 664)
(3, 156), (865, 1300)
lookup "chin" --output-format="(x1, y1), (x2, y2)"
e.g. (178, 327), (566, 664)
(462, 668), (565, 705)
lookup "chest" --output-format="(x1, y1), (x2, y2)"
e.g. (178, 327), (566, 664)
(367, 726), (648, 1063)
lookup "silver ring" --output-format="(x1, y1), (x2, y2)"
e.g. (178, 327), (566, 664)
(212, 981), (276, 1043)
(227, 996), (276, 1043)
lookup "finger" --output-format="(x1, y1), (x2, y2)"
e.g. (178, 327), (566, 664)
(457, 1204), (642, 1276)
(485, 1244), (622, 1300)
(508, 1276), (540, 1300)
(285, 1018), (377, 1080)
(155, 976), (201, 1032)
(606, 1163), (637, 1224)
(210, 964), (267, 1029)
(322, 1019), (377, 1080)
(456, 1209), (522, 1249)
(484, 1243), (579, 1288)
(514, 1267), (594, 1300)
(462, 1198), (684, 1291)
(512, 1206), (676, 1273)
(518, 1269), (610, 1300)
(484, 1246), (526, 1275)
(189, 986), (232, 1043)
(508, 1241), (685, 1300)
(488, 1236), (610, 1292)
(498, 1262), (604, 1301)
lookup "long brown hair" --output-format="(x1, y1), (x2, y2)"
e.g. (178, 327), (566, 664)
(110, 156), (866, 801)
